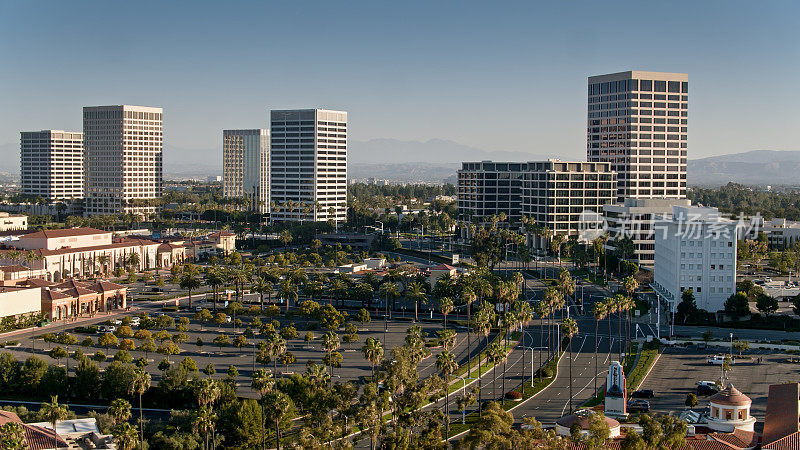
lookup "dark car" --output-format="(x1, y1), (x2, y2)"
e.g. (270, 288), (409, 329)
(627, 399), (650, 413)
(696, 384), (719, 396)
(632, 389), (654, 399)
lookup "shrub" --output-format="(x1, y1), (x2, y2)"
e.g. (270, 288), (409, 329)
(542, 367), (554, 378)
(505, 391), (523, 400)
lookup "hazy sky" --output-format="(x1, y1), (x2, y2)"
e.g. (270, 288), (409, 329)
(2, 0), (799, 163)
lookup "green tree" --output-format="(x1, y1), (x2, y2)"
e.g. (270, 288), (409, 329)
(0, 422), (28, 449)
(677, 289), (698, 322)
(40, 396), (69, 450)
(724, 292), (750, 320)
(180, 270), (202, 309)
(756, 293), (779, 317)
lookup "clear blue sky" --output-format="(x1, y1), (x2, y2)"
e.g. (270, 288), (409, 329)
(2, 0), (799, 164)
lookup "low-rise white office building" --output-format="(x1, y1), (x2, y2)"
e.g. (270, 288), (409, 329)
(602, 198), (691, 267)
(652, 205), (738, 313)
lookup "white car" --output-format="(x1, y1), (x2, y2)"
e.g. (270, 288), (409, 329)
(696, 380), (718, 388)
(129, 317), (141, 327)
(707, 355), (734, 365)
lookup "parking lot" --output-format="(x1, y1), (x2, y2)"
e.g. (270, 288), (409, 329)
(0, 306), (482, 398)
(639, 344), (800, 418)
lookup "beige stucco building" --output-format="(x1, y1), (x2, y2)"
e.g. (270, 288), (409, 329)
(0, 212), (27, 231)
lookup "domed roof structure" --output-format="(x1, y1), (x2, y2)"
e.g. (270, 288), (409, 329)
(711, 385), (752, 407)
(556, 412), (620, 430)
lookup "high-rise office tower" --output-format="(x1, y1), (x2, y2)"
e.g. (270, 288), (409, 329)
(20, 130), (84, 200)
(223, 129), (270, 214)
(269, 109), (347, 222)
(587, 71), (688, 201)
(83, 105), (163, 216)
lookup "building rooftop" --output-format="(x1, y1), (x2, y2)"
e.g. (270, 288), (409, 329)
(710, 385), (751, 407)
(21, 227), (108, 239)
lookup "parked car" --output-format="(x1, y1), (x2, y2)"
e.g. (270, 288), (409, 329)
(631, 389), (654, 399)
(111, 319), (122, 326)
(97, 325), (116, 334)
(627, 399), (650, 413)
(129, 317), (141, 327)
(696, 384), (719, 396)
(696, 380), (717, 387)
(707, 355), (734, 365)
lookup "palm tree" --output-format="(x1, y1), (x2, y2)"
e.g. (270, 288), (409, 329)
(129, 369), (150, 449)
(379, 282), (400, 326)
(533, 300), (551, 383)
(205, 268), (225, 311)
(622, 275), (639, 356)
(112, 422), (138, 450)
(180, 271), (202, 309)
(406, 282), (427, 323)
(436, 350), (458, 434)
(267, 333), (287, 377)
(488, 340), (506, 403)
(195, 379), (221, 448)
(361, 337), (384, 381)
(439, 296), (454, 330)
(321, 331), (340, 387)
(472, 304), (493, 413)
(252, 276), (271, 314)
(611, 294), (627, 360)
(250, 369), (274, 449)
(561, 317), (578, 414)
(193, 406), (217, 450)
(278, 280), (298, 314)
(40, 395), (69, 450)
(591, 301), (608, 399)
(513, 301), (533, 386)
(543, 286), (562, 359)
(551, 233), (566, 267)
(461, 286), (477, 381)
(108, 398), (131, 426)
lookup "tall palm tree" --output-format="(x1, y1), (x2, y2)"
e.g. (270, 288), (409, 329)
(561, 317), (578, 414)
(193, 406), (216, 450)
(461, 286), (477, 380)
(591, 301), (608, 399)
(472, 304), (493, 414)
(513, 301), (533, 386)
(180, 271), (202, 309)
(488, 341), (506, 403)
(611, 294), (627, 360)
(279, 280), (298, 314)
(252, 276), (271, 314)
(439, 296), (454, 330)
(129, 369), (151, 449)
(321, 331), (340, 387)
(267, 333), (287, 377)
(436, 350), (458, 434)
(205, 268), (225, 311)
(622, 275), (639, 356)
(405, 282), (427, 323)
(195, 378), (221, 448)
(543, 287), (562, 359)
(361, 337), (384, 381)
(250, 369), (274, 449)
(40, 395), (69, 449)
(112, 422), (139, 450)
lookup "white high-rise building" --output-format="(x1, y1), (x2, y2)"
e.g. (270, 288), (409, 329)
(20, 130), (84, 200)
(83, 105), (163, 216)
(587, 71), (688, 201)
(223, 129), (270, 214)
(269, 109), (347, 222)
(652, 205), (738, 313)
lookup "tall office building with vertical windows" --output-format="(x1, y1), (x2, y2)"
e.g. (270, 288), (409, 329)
(269, 109), (347, 222)
(587, 71), (688, 201)
(83, 105), (163, 216)
(223, 129), (270, 214)
(20, 130), (84, 200)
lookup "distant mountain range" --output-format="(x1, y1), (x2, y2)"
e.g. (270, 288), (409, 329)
(688, 150), (800, 186)
(2, 139), (800, 185)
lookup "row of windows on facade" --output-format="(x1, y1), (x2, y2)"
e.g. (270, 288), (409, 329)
(589, 118), (688, 126)
(589, 79), (688, 95)
(589, 102), (688, 111)
(589, 93), (687, 103)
